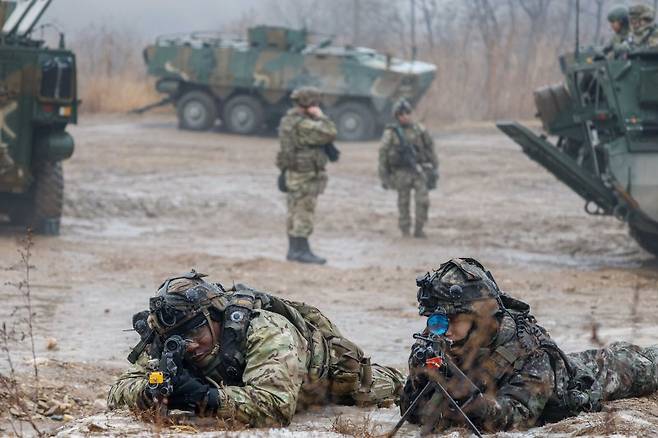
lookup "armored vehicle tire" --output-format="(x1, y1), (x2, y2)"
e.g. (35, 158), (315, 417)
(222, 94), (264, 135)
(9, 161), (63, 235)
(629, 225), (658, 256)
(331, 101), (375, 141)
(177, 90), (218, 131)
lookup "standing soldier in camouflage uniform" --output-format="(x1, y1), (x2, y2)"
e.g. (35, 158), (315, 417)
(108, 271), (404, 427)
(276, 86), (338, 264)
(400, 258), (658, 434)
(378, 99), (438, 238)
(629, 4), (658, 48)
(603, 5), (630, 55)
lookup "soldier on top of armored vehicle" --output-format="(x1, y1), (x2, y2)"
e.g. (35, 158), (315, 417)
(603, 5), (630, 55)
(629, 4), (658, 48)
(497, 3), (658, 256)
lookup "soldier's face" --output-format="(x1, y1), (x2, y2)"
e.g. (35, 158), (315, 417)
(185, 320), (221, 363)
(445, 313), (474, 343)
(631, 18), (642, 30)
(610, 21), (623, 33)
(397, 112), (412, 125)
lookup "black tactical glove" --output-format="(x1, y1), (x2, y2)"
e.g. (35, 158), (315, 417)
(323, 143), (341, 162)
(167, 369), (220, 414)
(425, 167), (439, 190)
(277, 171), (288, 193)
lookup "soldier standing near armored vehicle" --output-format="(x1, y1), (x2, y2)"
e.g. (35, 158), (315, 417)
(276, 86), (338, 265)
(379, 99), (438, 238)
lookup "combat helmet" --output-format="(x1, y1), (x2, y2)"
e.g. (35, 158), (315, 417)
(608, 5), (629, 25)
(290, 86), (322, 107)
(392, 98), (413, 117)
(629, 4), (654, 23)
(147, 270), (229, 338)
(416, 258), (501, 317)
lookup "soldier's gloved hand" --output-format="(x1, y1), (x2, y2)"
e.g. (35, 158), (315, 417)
(444, 394), (494, 423)
(168, 369), (220, 414)
(277, 171), (288, 193)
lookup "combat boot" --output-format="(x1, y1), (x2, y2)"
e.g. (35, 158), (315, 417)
(293, 237), (326, 265)
(286, 236), (301, 261)
(400, 227), (411, 237)
(413, 225), (427, 239)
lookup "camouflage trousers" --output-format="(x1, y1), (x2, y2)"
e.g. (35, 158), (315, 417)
(568, 342), (658, 402)
(392, 170), (429, 233)
(325, 335), (404, 407)
(286, 170), (327, 238)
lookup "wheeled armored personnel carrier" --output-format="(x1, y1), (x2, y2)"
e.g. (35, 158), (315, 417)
(142, 25), (436, 141)
(497, 47), (658, 255)
(0, 0), (77, 235)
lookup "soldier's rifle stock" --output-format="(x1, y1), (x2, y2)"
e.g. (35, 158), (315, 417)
(388, 333), (483, 438)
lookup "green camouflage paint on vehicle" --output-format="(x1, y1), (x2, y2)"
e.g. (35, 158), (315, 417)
(0, 0), (77, 235)
(142, 25), (436, 141)
(497, 46), (658, 256)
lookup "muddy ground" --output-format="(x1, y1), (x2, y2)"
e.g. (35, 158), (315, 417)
(1, 114), (657, 437)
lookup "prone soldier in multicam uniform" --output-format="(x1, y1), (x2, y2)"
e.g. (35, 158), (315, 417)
(276, 86), (338, 265)
(378, 99), (438, 238)
(108, 271), (404, 427)
(399, 258), (658, 434)
(629, 4), (658, 48)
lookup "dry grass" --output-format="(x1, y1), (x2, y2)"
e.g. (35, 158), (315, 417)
(79, 73), (160, 114)
(330, 414), (382, 438)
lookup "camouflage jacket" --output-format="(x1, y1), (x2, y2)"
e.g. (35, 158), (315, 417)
(108, 309), (313, 427)
(401, 314), (658, 433)
(632, 24), (658, 48)
(604, 28), (630, 54)
(378, 122), (438, 182)
(276, 108), (337, 174)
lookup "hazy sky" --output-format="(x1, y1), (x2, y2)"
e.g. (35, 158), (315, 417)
(42, 0), (266, 39)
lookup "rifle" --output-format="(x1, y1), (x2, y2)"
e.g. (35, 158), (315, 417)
(392, 125), (421, 173)
(388, 334), (483, 438)
(146, 335), (188, 414)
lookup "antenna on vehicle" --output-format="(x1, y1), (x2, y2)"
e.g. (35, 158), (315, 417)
(411, 0), (417, 62)
(575, 0), (580, 57)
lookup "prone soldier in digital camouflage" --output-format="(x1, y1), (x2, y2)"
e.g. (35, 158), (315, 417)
(629, 4), (658, 48)
(399, 258), (658, 434)
(378, 99), (438, 238)
(276, 86), (338, 264)
(603, 5), (630, 55)
(108, 271), (404, 427)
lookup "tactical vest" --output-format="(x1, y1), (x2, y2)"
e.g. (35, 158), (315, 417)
(198, 285), (335, 387)
(385, 123), (431, 170)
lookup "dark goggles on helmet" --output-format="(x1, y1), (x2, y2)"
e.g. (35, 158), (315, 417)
(427, 312), (449, 336)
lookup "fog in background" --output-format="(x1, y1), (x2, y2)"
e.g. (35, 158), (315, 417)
(43, 0), (265, 38)
(34, 0), (658, 121)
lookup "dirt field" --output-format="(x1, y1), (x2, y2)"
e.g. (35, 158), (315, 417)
(1, 114), (657, 436)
